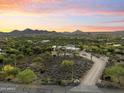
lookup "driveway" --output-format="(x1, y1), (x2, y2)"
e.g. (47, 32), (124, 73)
(79, 51), (108, 86)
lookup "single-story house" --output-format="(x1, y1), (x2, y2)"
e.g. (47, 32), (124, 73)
(113, 44), (121, 47)
(52, 45), (80, 51)
(42, 40), (50, 43)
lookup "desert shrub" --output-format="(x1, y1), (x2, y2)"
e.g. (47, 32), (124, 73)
(61, 60), (74, 70)
(16, 54), (24, 60)
(41, 77), (52, 85)
(0, 54), (4, 63)
(32, 57), (44, 63)
(105, 65), (124, 84)
(3, 58), (14, 64)
(60, 80), (72, 86)
(9, 67), (20, 76)
(2, 65), (20, 81)
(3, 65), (14, 73)
(17, 69), (37, 83)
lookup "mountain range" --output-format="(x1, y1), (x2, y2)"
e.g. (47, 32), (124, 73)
(0, 28), (124, 37)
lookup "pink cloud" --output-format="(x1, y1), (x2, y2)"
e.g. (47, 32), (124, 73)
(51, 25), (124, 32)
(83, 25), (124, 32)
(103, 20), (124, 23)
(0, 0), (124, 16)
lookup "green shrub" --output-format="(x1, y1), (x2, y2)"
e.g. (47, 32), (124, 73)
(3, 58), (14, 64)
(2, 65), (20, 81)
(9, 67), (20, 76)
(33, 57), (44, 63)
(41, 77), (52, 85)
(16, 54), (24, 60)
(61, 60), (74, 80)
(61, 60), (74, 69)
(3, 65), (14, 73)
(0, 54), (4, 63)
(60, 80), (72, 86)
(105, 65), (124, 84)
(0, 72), (6, 81)
(17, 69), (37, 83)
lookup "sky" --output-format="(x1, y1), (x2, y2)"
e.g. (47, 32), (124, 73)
(0, 0), (124, 32)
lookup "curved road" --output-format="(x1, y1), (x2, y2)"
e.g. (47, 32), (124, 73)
(80, 51), (109, 86)
(70, 51), (109, 92)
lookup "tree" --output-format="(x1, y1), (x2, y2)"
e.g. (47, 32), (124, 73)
(10, 54), (17, 67)
(31, 57), (46, 73)
(105, 65), (124, 84)
(17, 69), (37, 83)
(61, 60), (75, 80)
(6, 48), (19, 55)
(32, 46), (42, 54)
(3, 57), (14, 65)
(16, 54), (24, 60)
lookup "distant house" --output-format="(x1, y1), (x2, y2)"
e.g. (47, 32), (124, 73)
(106, 43), (113, 45)
(121, 37), (124, 40)
(0, 48), (5, 55)
(106, 43), (121, 47)
(0, 48), (2, 54)
(113, 44), (121, 47)
(42, 40), (50, 43)
(65, 45), (80, 51)
(27, 40), (33, 43)
(52, 45), (80, 51)
(52, 45), (80, 56)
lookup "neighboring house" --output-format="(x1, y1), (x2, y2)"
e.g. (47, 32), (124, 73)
(0, 48), (2, 54)
(106, 43), (121, 47)
(27, 40), (33, 43)
(51, 51), (57, 56)
(106, 43), (113, 45)
(113, 44), (121, 47)
(65, 45), (80, 51)
(41, 40), (50, 43)
(121, 37), (124, 40)
(0, 48), (5, 55)
(52, 45), (80, 51)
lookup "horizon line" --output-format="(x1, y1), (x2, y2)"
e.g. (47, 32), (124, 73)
(0, 28), (124, 33)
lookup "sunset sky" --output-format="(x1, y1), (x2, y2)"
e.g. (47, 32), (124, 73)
(0, 0), (124, 32)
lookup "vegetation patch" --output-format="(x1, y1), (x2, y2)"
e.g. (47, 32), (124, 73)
(98, 64), (124, 88)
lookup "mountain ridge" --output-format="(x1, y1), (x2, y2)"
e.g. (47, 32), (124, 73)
(0, 28), (124, 37)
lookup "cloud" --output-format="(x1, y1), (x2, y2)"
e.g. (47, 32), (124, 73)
(103, 20), (124, 23)
(82, 25), (124, 32)
(0, 0), (124, 16)
(49, 24), (124, 32)
(0, 0), (124, 32)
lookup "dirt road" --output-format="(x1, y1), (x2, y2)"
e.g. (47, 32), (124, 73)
(79, 51), (108, 86)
